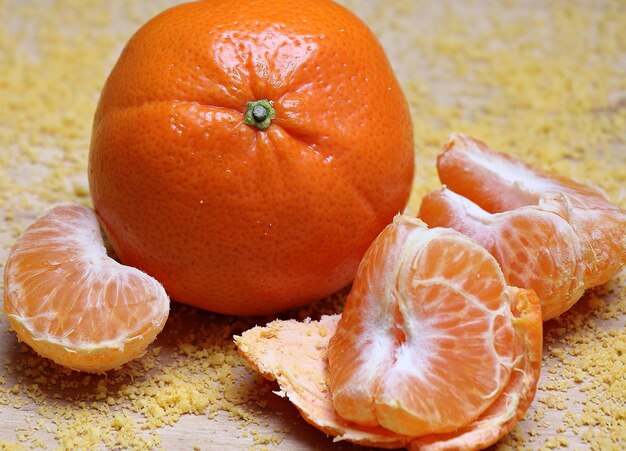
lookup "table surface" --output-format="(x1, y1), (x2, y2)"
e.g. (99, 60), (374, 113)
(0, 0), (625, 449)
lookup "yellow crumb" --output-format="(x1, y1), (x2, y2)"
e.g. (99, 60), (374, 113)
(259, 329), (277, 339)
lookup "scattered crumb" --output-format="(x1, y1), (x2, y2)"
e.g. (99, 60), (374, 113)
(0, 0), (624, 449)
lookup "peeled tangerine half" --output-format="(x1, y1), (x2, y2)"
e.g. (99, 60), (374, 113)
(236, 216), (542, 450)
(3, 205), (170, 373)
(419, 133), (626, 320)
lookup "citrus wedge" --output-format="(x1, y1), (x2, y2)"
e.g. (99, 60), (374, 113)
(3, 205), (170, 372)
(236, 216), (542, 449)
(419, 188), (585, 320)
(433, 133), (626, 289)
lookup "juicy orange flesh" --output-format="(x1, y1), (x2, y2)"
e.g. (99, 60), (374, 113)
(410, 288), (542, 450)
(488, 210), (585, 319)
(235, 285), (542, 450)
(423, 134), (626, 320)
(419, 188), (586, 320)
(329, 217), (517, 436)
(10, 260), (148, 344)
(3, 205), (168, 348)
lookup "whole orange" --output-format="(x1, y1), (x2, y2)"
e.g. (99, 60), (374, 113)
(89, 0), (414, 315)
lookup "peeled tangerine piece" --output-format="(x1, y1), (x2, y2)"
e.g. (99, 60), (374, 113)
(419, 189), (584, 320)
(419, 133), (626, 320)
(435, 133), (626, 288)
(236, 216), (542, 450)
(3, 205), (170, 373)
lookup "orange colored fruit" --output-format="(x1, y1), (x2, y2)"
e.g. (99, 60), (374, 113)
(419, 134), (626, 320)
(89, 0), (414, 315)
(236, 216), (542, 449)
(3, 205), (170, 373)
(328, 216), (540, 436)
(419, 189), (585, 320)
(410, 287), (542, 451)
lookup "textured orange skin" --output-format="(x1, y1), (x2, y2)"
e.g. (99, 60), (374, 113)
(89, 0), (414, 315)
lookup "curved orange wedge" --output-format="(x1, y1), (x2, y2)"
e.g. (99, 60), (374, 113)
(329, 217), (518, 436)
(436, 133), (626, 286)
(3, 205), (170, 372)
(419, 189), (586, 320)
(236, 216), (542, 449)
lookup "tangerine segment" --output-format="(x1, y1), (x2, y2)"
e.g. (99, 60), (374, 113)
(325, 218), (422, 428)
(329, 216), (517, 437)
(235, 315), (411, 449)
(419, 188), (585, 320)
(437, 133), (617, 213)
(436, 133), (626, 288)
(235, 288), (541, 450)
(3, 205), (170, 373)
(410, 288), (542, 451)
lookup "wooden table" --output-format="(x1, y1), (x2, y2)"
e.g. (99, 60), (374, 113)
(0, 0), (624, 449)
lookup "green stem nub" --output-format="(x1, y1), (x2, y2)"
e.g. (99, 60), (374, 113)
(244, 99), (276, 130)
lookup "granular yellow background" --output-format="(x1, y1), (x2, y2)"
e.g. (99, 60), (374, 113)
(0, 0), (624, 449)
